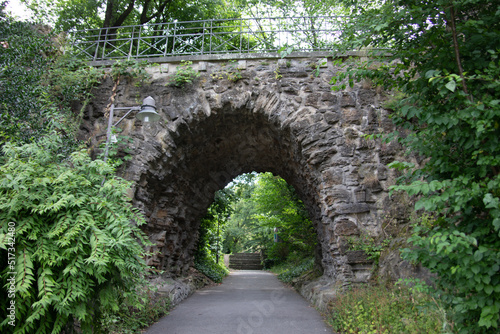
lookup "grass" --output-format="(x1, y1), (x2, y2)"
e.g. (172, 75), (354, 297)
(194, 255), (230, 283)
(327, 283), (451, 334)
(101, 281), (172, 334)
(269, 257), (316, 284)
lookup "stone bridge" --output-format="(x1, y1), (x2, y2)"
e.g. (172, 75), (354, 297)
(81, 53), (416, 304)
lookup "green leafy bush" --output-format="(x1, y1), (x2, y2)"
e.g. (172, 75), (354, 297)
(347, 233), (391, 267)
(0, 14), (102, 154)
(277, 257), (314, 283)
(0, 134), (151, 333)
(328, 283), (447, 334)
(168, 60), (200, 87)
(101, 279), (171, 334)
(0, 15), (55, 145)
(332, 0), (500, 331)
(194, 256), (229, 283)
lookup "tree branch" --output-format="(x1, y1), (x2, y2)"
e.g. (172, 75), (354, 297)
(141, 0), (174, 24)
(449, 5), (472, 101)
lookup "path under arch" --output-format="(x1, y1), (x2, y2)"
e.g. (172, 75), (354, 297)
(144, 270), (334, 334)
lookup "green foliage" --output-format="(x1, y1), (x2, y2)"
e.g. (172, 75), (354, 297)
(0, 15), (102, 152)
(252, 173), (316, 256)
(263, 242), (289, 268)
(101, 279), (171, 334)
(25, 0), (246, 31)
(0, 134), (151, 333)
(222, 173), (316, 261)
(194, 189), (231, 283)
(168, 61), (200, 88)
(274, 67), (282, 80)
(195, 189), (234, 262)
(328, 283), (446, 334)
(48, 55), (102, 108)
(98, 128), (135, 169)
(276, 257), (314, 284)
(210, 61), (243, 82)
(278, 46), (294, 58)
(347, 233), (391, 267)
(0, 16), (55, 145)
(110, 59), (150, 84)
(194, 256), (229, 283)
(332, 0), (500, 331)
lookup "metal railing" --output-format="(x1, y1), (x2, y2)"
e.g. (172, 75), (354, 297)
(69, 16), (347, 62)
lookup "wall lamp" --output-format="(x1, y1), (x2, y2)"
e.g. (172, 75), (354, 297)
(103, 96), (160, 162)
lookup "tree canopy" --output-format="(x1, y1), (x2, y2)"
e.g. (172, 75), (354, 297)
(196, 173), (316, 266)
(22, 0), (246, 31)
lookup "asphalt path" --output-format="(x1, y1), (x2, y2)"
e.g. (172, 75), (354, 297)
(144, 270), (335, 334)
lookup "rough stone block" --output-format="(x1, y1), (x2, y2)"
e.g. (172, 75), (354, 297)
(237, 60), (247, 70)
(334, 220), (360, 236)
(322, 168), (343, 186)
(160, 64), (169, 73)
(198, 62), (207, 71)
(346, 250), (372, 264)
(358, 89), (377, 106)
(321, 92), (337, 103)
(337, 203), (370, 214)
(340, 92), (356, 107)
(354, 188), (366, 202)
(324, 188), (351, 205)
(305, 93), (321, 107)
(324, 111), (341, 124)
(342, 107), (362, 125)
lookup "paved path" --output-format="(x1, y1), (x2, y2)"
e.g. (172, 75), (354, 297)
(144, 270), (334, 334)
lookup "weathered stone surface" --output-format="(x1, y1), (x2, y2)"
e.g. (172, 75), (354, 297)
(346, 250), (372, 264)
(378, 241), (433, 285)
(80, 56), (414, 303)
(334, 220), (360, 236)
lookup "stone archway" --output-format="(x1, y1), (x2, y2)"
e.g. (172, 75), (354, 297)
(81, 56), (403, 290)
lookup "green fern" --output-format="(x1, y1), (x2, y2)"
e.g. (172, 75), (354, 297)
(0, 134), (151, 333)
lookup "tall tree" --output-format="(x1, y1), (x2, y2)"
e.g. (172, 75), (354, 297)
(333, 0), (500, 332)
(23, 0), (245, 31)
(221, 173), (315, 260)
(196, 188), (234, 262)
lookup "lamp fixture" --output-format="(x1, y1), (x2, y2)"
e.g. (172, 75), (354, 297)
(136, 96), (161, 123)
(103, 96), (160, 162)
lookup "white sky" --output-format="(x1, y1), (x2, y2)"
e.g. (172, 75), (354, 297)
(5, 0), (32, 21)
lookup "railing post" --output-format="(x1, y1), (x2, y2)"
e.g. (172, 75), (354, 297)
(201, 21), (205, 55)
(137, 25), (143, 59)
(164, 23), (169, 57)
(172, 21), (177, 55)
(209, 19), (213, 55)
(101, 27), (108, 60)
(239, 18), (242, 54)
(128, 26), (135, 60)
(94, 29), (101, 62)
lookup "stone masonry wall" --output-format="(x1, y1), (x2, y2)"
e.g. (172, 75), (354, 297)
(80, 55), (418, 296)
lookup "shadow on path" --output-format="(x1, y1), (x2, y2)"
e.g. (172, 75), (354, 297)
(144, 270), (335, 334)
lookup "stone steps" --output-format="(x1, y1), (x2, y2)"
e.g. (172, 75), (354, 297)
(229, 253), (263, 270)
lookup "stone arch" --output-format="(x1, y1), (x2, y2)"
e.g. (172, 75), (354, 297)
(82, 57), (400, 286)
(132, 90), (329, 277)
